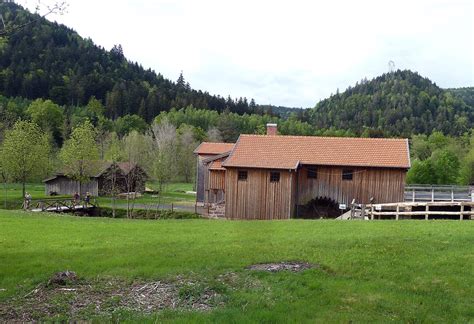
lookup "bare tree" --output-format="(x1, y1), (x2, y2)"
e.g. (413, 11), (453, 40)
(177, 125), (198, 183)
(121, 131), (152, 218)
(1, 1), (68, 38)
(206, 127), (222, 142)
(151, 118), (178, 193)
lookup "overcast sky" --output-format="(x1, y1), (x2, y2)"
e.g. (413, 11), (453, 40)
(18, 0), (474, 107)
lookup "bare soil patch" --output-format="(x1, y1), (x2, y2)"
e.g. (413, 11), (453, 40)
(247, 261), (314, 272)
(0, 272), (224, 321)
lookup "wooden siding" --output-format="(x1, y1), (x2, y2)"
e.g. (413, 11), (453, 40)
(207, 189), (225, 204)
(209, 170), (225, 190)
(206, 170), (226, 204)
(45, 176), (99, 196)
(297, 165), (406, 206)
(225, 168), (295, 220)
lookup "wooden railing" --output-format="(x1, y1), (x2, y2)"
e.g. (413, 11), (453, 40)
(29, 197), (98, 212)
(404, 185), (473, 202)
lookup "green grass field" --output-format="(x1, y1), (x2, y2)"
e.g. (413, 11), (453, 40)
(0, 210), (473, 322)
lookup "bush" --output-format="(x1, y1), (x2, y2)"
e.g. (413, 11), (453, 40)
(96, 207), (201, 220)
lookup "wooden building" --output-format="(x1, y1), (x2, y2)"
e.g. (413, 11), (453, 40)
(196, 124), (411, 220)
(44, 162), (147, 196)
(194, 142), (234, 205)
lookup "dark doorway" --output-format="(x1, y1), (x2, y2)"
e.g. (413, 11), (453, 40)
(296, 197), (341, 219)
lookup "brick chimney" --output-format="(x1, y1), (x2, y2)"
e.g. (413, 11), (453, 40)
(266, 123), (277, 136)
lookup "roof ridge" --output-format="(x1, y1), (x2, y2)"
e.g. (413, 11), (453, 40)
(239, 134), (408, 141)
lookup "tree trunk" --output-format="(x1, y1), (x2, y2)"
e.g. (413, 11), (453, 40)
(3, 177), (7, 210)
(22, 179), (25, 201)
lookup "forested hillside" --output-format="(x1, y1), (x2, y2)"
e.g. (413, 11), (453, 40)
(309, 70), (474, 137)
(447, 87), (474, 107)
(0, 2), (264, 120)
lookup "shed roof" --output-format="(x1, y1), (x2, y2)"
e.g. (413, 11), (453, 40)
(193, 142), (235, 155)
(222, 135), (410, 170)
(208, 159), (226, 171)
(44, 161), (145, 182)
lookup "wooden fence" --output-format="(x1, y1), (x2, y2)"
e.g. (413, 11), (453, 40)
(361, 201), (474, 220)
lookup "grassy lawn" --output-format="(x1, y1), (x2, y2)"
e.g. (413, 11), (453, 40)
(0, 183), (56, 209)
(0, 211), (473, 322)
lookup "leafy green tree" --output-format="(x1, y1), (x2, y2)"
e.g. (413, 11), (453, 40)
(406, 159), (436, 184)
(26, 98), (65, 146)
(1, 120), (51, 198)
(114, 114), (148, 137)
(59, 120), (99, 194)
(431, 150), (461, 184)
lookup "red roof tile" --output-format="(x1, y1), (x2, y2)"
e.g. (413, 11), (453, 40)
(222, 135), (410, 169)
(209, 159), (226, 171)
(193, 142), (235, 155)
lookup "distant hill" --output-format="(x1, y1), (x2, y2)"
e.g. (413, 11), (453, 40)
(447, 87), (474, 107)
(257, 105), (305, 119)
(309, 70), (474, 136)
(0, 2), (257, 121)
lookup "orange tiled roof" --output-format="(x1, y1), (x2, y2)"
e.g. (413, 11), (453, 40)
(209, 159), (226, 171)
(193, 142), (235, 155)
(222, 135), (410, 169)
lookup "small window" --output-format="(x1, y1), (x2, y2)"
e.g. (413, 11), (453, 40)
(270, 171), (280, 182)
(342, 169), (353, 181)
(238, 170), (248, 181)
(307, 166), (317, 179)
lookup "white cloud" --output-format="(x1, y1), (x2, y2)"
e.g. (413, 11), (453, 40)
(18, 0), (474, 107)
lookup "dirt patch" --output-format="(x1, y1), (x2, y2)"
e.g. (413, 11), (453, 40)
(0, 274), (223, 321)
(47, 270), (78, 286)
(247, 261), (314, 272)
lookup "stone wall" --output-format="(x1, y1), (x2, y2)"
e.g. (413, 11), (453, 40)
(208, 202), (225, 218)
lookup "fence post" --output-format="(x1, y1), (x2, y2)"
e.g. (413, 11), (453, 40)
(460, 204), (464, 221)
(425, 205), (429, 220)
(396, 205), (400, 221)
(431, 189), (434, 202)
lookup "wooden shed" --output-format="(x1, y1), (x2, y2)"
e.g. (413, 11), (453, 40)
(44, 162), (147, 196)
(197, 124), (411, 220)
(194, 142), (234, 205)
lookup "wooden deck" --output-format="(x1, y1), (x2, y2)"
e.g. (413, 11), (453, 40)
(404, 185), (474, 202)
(29, 198), (98, 213)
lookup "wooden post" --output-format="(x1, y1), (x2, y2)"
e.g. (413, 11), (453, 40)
(396, 205), (400, 221)
(431, 189), (434, 202)
(412, 189), (415, 202)
(451, 188), (454, 202)
(360, 204), (365, 220)
(370, 206), (374, 220)
(460, 204), (464, 221)
(425, 205), (429, 220)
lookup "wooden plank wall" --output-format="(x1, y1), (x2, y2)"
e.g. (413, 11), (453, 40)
(225, 168), (294, 220)
(206, 170), (226, 204)
(208, 170), (225, 190)
(45, 177), (99, 196)
(297, 166), (406, 206)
